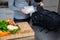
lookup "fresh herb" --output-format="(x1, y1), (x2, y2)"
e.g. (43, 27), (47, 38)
(9, 27), (20, 34)
(0, 20), (8, 32)
(0, 20), (20, 34)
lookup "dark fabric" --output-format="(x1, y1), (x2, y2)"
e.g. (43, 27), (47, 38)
(31, 5), (60, 31)
(14, 17), (30, 23)
(13, 0), (15, 6)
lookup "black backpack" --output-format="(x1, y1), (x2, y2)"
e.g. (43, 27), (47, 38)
(31, 5), (60, 32)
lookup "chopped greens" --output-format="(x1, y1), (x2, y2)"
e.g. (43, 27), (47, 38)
(0, 20), (20, 34)
(9, 27), (20, 34)
(0, 20), (8, 32)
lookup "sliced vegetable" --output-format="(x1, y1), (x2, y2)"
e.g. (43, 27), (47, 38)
(9, 27), (20, 34)
(7, 25), (19, 30)
(0, 31), (10, 36)
(0, 20), (8, 32)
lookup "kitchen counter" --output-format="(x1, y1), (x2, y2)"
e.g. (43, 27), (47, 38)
(0, 22), (35, 40)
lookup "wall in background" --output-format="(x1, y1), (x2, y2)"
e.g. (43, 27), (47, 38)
(58, 0), (60, 14)
(43, 0), (59, 12)
(0, 0), (8, 2)
(0, 0), (8, 8)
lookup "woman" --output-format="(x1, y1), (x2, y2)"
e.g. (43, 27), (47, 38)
(8, 0), (30, 22)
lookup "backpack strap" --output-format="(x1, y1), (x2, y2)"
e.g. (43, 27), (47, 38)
(13, 0), (15, 6)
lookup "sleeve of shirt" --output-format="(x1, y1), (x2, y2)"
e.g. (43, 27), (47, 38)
(8, 0), (20, 11)
(30, 0), (38, 7)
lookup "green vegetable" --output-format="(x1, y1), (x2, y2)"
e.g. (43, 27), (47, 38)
(0, 20), (8, 32)
(0, 20), (20, 34)
(9, 27), (20, 34)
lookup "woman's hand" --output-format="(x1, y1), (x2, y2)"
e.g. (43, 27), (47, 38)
(40, 2), (44, 6)
(21, 9), (27, 14)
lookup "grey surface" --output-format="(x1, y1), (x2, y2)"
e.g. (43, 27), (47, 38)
(0, 8), (14, 20)
(0, 0), (8, 2)
(31, 25), (60, 40)
(58, 0), (60, 14)
(43, 0), (59, 12)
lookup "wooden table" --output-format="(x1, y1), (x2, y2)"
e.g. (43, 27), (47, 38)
(0, 22), (35, 40)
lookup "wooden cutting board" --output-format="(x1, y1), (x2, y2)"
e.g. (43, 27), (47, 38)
(0, 22), (35, 40)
